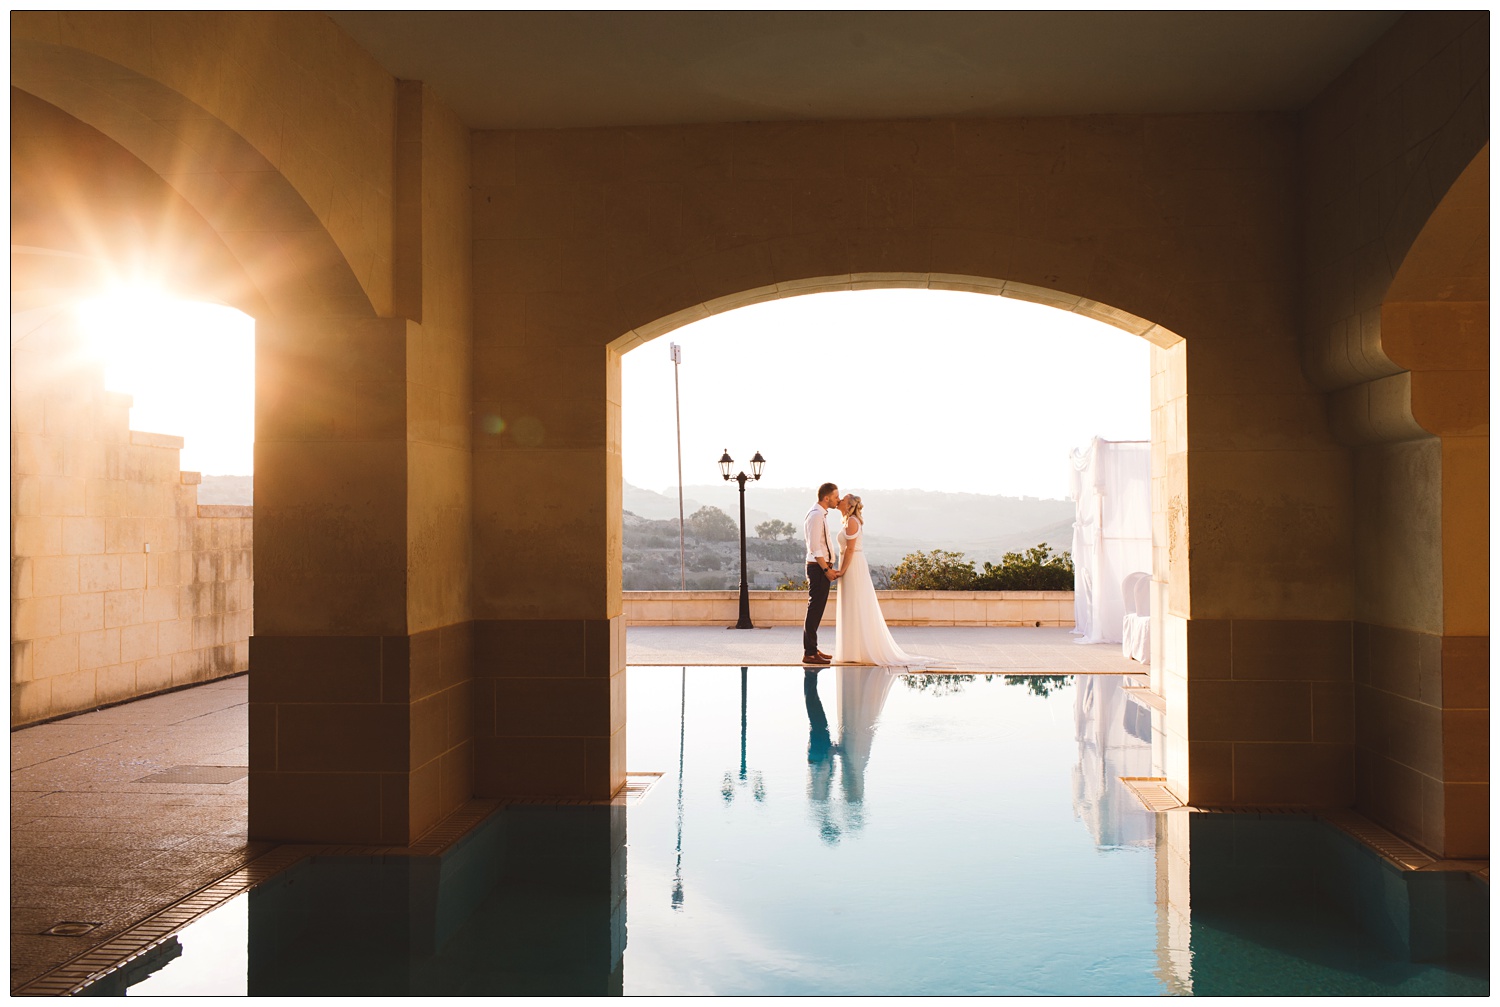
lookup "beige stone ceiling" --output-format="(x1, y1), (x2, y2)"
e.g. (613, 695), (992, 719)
(328, 11), (1401, 130)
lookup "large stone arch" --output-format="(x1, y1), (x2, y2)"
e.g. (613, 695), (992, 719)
(11, 42), (374, 321)
(1337, 145), (1488, 858)
(12, 33), (477, 846)
(468, 113), (1359, 811)
(1299, 11), (1488, 391)
(11, 11), (401, 318)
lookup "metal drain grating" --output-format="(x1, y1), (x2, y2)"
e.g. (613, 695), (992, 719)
(136, 765), (247, 785)
(1120, 777), (1184, 812)
(43, 922), (100, 938)
(620, 772), (663, 804)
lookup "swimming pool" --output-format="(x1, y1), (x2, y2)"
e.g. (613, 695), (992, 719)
(109, 668), (1487, 996)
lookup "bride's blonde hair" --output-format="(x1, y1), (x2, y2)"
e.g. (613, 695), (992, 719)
(844, 494), (863, 524)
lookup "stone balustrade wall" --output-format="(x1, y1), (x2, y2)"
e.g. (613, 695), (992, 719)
(623, 590), (1075, 628)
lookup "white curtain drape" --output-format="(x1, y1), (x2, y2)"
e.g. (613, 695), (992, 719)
(1069, 438), (1152, 646)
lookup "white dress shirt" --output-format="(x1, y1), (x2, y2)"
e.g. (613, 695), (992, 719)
(804, 503), (837, 565)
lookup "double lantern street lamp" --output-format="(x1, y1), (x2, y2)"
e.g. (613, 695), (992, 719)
(719, 449), (765, 630)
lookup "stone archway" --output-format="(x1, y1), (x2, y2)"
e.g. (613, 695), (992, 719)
(468, 115), (1358, 813)
(1335, 145), (1488, 858)
(12, 30), (476, 846)
(467, 264), (1196, 807)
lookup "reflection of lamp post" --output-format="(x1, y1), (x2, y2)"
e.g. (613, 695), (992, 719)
(671, 666), (686, 910)
(718, 449), (765, 630)
(722, 666), (765, 803)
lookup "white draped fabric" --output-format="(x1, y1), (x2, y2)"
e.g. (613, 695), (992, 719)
(1072, 674), (1157, 848)
(1069, 438), (1152, 648)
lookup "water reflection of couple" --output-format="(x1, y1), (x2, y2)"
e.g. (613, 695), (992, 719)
(803, 666), (900, 842)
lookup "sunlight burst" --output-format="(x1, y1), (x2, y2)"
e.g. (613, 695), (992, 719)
(72, 285), (256, 476)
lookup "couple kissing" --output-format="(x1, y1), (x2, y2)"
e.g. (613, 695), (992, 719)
(801, 482), (930, 668)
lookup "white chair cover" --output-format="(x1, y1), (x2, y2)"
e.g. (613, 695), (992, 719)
(1069, 438), (1152, 645)
(1121, 570), (1151, 664)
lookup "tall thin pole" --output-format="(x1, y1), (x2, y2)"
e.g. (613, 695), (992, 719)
(735, 473), (752, 629)
(671, 342), (685, 590)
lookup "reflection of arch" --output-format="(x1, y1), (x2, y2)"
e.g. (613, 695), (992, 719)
(12, 41), (376, 321)
(609, 273), (1184, 355)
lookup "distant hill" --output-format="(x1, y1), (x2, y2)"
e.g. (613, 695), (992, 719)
(625, 482), (1075, 564)
(190, 475), (1076, 565)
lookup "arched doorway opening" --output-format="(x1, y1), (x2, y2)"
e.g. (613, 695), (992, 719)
(605, 275), (1193, 801)
(11, 276), (256, 723)
(11, 40), (465, 851)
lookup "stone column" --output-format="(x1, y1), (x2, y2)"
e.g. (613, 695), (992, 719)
(470, 336), (627, 800)
(248, 313), (418, 844)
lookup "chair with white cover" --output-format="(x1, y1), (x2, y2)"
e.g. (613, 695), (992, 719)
(1120, 571), (1151, 664)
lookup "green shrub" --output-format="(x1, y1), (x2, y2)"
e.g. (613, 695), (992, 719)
(887, 543), (1075, 591)
(974, 544), (1075, 591)
(887, 549), (977, 590)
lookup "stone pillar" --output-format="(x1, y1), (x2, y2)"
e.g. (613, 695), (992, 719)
(248, 313), (420, 844)
(470, 338), (626, 800)
(1177, 319), (1357, 809)
(248, 79), (476, 846)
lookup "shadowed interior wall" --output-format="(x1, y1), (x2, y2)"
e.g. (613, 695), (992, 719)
(12, 14), (476, 846)
(9, 11), (1488, 852)
(465, 108), (1362, 806)
(1298, 11), (1488, 857)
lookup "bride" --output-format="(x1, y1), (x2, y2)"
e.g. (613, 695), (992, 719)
(831, 494), (934, 668)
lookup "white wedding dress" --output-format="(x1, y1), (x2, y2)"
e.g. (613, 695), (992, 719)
(832, 519), (933, 668)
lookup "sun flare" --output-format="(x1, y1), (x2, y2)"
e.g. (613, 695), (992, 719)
(71, 285), (256, 476)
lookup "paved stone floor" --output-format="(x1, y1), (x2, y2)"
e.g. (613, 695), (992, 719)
(9, 675), (265, 992)
(8, 627), (1141, 990)
(626, 625), (1142, 673)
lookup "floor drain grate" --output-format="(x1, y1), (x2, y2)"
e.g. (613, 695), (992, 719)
(1120, 777), (1183, 812)
(43, 922), (101, 937)
(136, 765), (247, 785)
(620, 772), (663, 804)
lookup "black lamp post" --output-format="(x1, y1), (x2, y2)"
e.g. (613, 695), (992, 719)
(719, 449), (765, 629)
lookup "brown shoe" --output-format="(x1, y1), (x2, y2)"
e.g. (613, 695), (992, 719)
(802, 653), (831, 665)
(816, 650), (832, 660)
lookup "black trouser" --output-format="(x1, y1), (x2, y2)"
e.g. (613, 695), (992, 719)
(803, 562), (831, 655)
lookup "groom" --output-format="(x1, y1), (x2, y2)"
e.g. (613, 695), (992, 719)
(802, 482), (842, 665)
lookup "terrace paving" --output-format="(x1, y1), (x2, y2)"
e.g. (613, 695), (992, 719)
(626, 624), (1141, 673)
(9, 626), (1142, 990)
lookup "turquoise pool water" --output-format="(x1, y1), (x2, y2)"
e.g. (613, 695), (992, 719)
(111, 668), (1486, 996)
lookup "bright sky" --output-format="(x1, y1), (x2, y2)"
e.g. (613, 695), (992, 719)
(621, 289), (1150, 500)
(74, 290), (256, 475)
(67, 287), (1149, 495)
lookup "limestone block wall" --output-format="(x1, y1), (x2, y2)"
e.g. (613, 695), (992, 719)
(11, 325), (253, 726)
